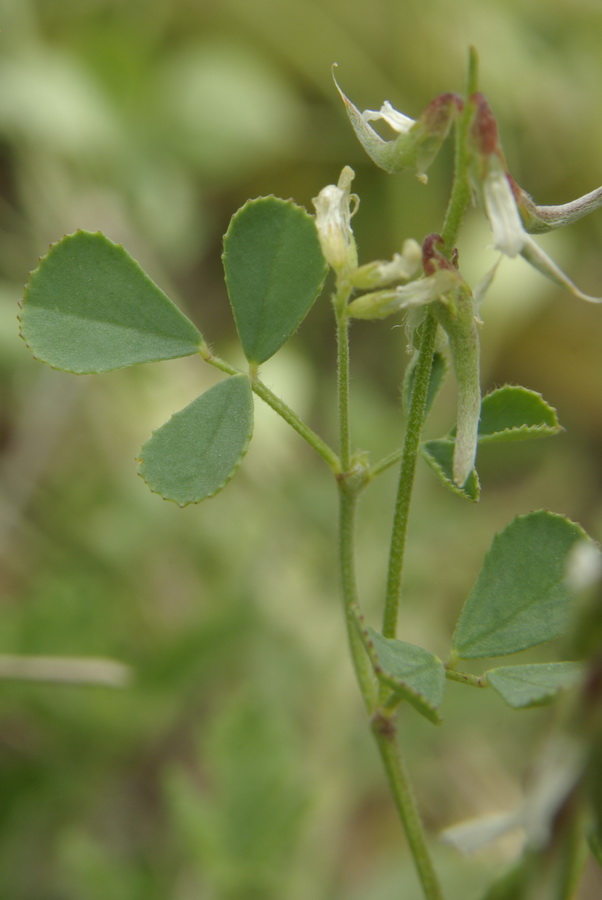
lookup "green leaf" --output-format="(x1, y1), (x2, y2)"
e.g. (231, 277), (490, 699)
(138, 375), (253, 506)
(365, 628), (445, 724)
(477, 386), (561, 443)
(403, 350), (448, 419)
(421, 387), (561, 500)
(20, 231), (202, 373)
(452, 511), (589, 659)
(486, 661), (582, 709)
(223, 197), (327, 364)
(421, 439), (480, 501)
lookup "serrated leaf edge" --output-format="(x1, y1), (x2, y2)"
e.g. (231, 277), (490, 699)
(452, 510), (590, 659)
(485, 661), (583, 709)
(19, 230), (202, 374)
(137, 376), (254, 508)
(421, 440), (480, 502)
(363, 626), (444, 723)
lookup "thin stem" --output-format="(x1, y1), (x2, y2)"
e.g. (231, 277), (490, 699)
(201, 347), (340, 472)
(334, 280), (377, 708)
(336, 309), (352, 471)
(372, 713), (445, 900)
(338, 484), (378, 711)
(440, 51), (478, 253)
(444, 668), (487, 688)
(382, 314), (438, 637)
(382, 53), (477, 639)
(251, 378), (340, 472)
(370, 447), (405, 479)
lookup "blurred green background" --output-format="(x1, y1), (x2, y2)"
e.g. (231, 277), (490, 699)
(1, 0), (602, 897)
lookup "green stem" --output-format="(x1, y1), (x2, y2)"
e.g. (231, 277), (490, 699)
(334, 287), (377, 708)
(382, 53), (476, 639)
(251, 378), (340, 472)
(338, 483), (378, 711)
(382, 313), (438, 638)
(372, 713), (445, 900)
(334, 297), (441, 900)
(440, 50), (478, 252)
(201, 346), (340, 472)
(444, 667), (487, 688)
(336, 308), (352, 472)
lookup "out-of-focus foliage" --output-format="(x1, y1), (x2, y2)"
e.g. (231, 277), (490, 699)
(2, 0), (602, 897)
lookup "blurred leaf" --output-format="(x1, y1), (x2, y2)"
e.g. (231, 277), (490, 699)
(20, 231), (202, 373)
(476, 386), (561, 443)
(366, 628), (445, 724)
(486, 661), (582, 709)
(452, 511), (589, 659)
(223, 197), (327, 364)
(165, 695), (308, 898)
(158, 40), (302, 179)
(138, 375), (253, 506)
(421, 439), (480, 501)
(0, 51), (120, 156)
(402, 350), (447, 419)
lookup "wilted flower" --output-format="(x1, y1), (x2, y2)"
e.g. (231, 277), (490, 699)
(482, 155), (525, 258)
(312, 165), (358, 273)
(349, 233), (481, 487)
(350, 238), (422, 290)
(334, 68), (461, 182)
(347, 266), (459, 319)
(469, 93), (602, 303)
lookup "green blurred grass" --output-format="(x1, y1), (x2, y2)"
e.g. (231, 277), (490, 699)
(1, 0), (602, 897)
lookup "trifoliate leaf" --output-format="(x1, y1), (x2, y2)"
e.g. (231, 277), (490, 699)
(20, 231), (202, 373)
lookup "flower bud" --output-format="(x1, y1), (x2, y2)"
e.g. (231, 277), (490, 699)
(312, 166), (358, 273)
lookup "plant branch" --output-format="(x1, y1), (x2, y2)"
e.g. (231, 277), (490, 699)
(382, 313), (438, 638)
(201, 346), (340, 472)
(372, 712), (445, 900)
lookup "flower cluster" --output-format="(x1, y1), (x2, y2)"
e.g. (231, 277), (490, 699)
(312, 75), (602, 487)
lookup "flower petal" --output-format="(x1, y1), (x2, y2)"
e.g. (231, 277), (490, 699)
(362, 100), (416, 134)
(483, 159), (526, 257)
(347, 268), (458, 319)
(312, 166), (358, 272)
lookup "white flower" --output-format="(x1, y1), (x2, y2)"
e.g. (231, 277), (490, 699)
(347, 267), (459, 319)
(483, 157), (525, 257)
(361, 100), (416, 134)
(482, 156), (602, 303)
(312, 166), (358, 273)
(351, 239), (422, 290)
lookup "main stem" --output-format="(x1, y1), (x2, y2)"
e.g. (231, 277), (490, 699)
(335, 305), (443, 900)
(336, 304), (377, 708)
(382, 53), (476, 638)
(372, 714), (444, 900)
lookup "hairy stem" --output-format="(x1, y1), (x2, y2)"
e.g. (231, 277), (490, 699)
(201, 347), (340, 472)
(382, 313), (438, 638)
(372, 713), (445, 900)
